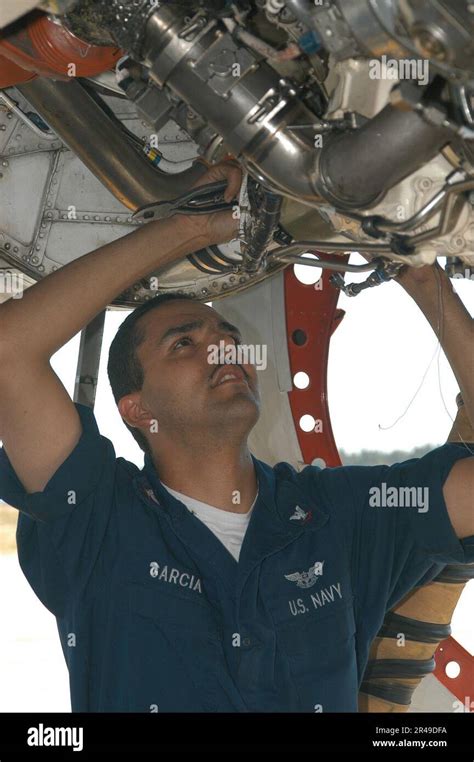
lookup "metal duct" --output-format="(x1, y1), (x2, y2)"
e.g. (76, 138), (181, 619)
(17, 78), (207, 211)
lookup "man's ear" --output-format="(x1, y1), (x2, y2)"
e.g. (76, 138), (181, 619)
(118, 393), (157, 438)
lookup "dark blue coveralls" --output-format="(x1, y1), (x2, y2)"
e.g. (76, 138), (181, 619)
(1, 403), (473, 712)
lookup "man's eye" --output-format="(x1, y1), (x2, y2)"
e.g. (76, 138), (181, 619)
(173, 336), (193, 350)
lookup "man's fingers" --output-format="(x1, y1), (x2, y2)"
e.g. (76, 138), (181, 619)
(222, 163), (242, 202)
(192, 160), (242, 202)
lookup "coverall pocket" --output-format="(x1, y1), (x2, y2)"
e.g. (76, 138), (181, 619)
(276, 599), (357, 681)
(126, 582), (223, 711)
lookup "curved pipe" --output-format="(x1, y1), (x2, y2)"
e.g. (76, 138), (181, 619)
(315, 104), (453, 209)
(141, 4), (452, 211)
(17, 78), (207, 211)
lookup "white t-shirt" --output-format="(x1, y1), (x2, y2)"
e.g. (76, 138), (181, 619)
(161, 483), (258, 562)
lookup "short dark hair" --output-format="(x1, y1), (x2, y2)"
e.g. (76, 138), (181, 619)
(107, 292), (196, 455)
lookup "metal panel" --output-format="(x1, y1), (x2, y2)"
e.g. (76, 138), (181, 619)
(217, 270), (305, 468)
(0, 1), (39, 29)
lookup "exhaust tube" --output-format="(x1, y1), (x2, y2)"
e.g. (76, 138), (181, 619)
(315, 104), (452, 209)
(139, 3), (452, 210)
(17, 78), (207, 211)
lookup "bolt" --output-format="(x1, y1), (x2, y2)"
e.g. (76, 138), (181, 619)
(105, 216), (111, 221)
(94, 215), (100, 221)
(1, 161), (8, 167)
(31, 256), (39, 264)
(13, 246), (18, 252)
(0, 125), (6, 131)
(4, 243), (10, 250)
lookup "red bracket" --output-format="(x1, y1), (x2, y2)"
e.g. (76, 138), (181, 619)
(434, 636), (474, 711)
(284, 256), (346, 468)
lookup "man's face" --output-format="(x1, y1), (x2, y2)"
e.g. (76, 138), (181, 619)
(133, 300), (261, 446)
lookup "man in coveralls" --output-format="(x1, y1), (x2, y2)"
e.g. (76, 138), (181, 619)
(0, 163), (473, 712)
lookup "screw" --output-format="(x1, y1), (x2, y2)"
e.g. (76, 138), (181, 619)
(4, 243), (10, 250)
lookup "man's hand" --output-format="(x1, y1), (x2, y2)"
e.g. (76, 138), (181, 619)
(182, 160), (242, 247)
(393, 259), (446, 290)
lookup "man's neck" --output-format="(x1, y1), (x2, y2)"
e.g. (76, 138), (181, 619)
(150, 442), (258, 515)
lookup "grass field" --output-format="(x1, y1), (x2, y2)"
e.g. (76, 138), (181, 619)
(0, 502), (17, 554)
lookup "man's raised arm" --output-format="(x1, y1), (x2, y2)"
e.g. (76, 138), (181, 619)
(396, 264), (474, 539)
(0, 163), (241, 494)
